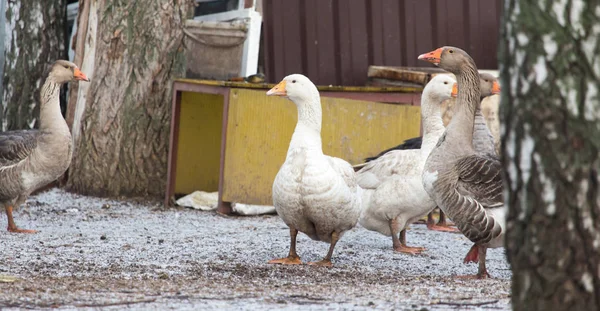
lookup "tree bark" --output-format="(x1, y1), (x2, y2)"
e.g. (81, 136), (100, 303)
(500, 1), (600, 310)
(66, 0), (191, 197)
(1, 0), (67, 130)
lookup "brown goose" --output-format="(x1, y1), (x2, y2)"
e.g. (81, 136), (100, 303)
(1, 60), (89, 233)
(418, 47), (504, 278)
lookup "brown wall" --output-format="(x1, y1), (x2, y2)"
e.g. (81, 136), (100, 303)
(263, 0), (502, 86)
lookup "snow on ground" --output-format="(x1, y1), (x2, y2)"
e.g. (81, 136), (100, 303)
(0, 188), (511, 310)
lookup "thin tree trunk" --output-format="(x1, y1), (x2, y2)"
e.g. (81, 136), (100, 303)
(1, 0), (67, 130)
(500, 0), (600, 310)
(65, 0), (91, 130)
(66, 0), (191, 197)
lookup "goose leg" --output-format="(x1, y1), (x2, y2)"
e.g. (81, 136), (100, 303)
(459, 244), (490, 279)
(5, 205), (37, 234)
(308, 231), (339, 267)
(269, 227), (302, 265)
(427, 208), (460, 233)
(391, 219), (425, 254)
(476, 246), (490, 279)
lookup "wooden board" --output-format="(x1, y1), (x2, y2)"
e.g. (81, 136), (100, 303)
(367, 66), (447, 86)
(174, 92), (223, 195)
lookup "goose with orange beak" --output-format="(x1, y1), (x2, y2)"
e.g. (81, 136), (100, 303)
(266, 74), (362, 267)
(419, 46), (505, 279)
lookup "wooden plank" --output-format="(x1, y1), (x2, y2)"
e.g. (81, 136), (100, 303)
(303, 0), (319, 80)
(367, 65), (446, 85)
(347, 0), (370, 86)
(433, 0), (448, 47)
(369, 0), (384, 65)
(261, 0), (275, 83)
(467, 1), (480, 64)
(173, 78), (422, 93)
(174, 92), (224, 195)
(413, 0), (434, 58)
(402, 0), (417, 66)
(336, 0), (354, 85)
(446, 0), (468, 49)
(367, 78), (424, 89)
(479, 2), (500, 69)
(381, 0), (402, 65)
(281, 1), (304, 76)
(316, 0), (338, 84)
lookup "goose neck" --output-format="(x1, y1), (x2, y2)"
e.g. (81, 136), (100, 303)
(39, 78), (67, 132)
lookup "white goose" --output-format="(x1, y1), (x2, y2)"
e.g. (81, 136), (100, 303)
(358, 75), (456, 253)
(266, 74), (362, 267)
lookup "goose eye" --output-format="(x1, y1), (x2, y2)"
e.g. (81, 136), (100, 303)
(484, 79), (489, 82)
(444, 82), (448, 84)
(292, 80), (297, 83)
(448, 50), (454, 54)
(64, 65), (69, 69)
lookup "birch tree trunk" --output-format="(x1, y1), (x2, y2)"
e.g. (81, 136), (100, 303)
(66, 0), (191, 197)
(500, 0), (600, 310)
(1, 0), (67, 130)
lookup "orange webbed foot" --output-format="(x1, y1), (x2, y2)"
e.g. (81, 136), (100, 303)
(7, 227), (37, 234)
(463, 245), (479, 264)
(268, 256), (302, 265)
(394, 245), (426, 255)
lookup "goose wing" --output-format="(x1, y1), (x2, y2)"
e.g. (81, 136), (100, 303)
(327, 156), (357, 189)
(356, 149), (420, 189)
(439, 155), (504, 245)
(455, 155), (503, 208)
(0, 130), (39, 168)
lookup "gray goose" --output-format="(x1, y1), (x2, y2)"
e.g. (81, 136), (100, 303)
(427, 72), (501, 230)
(418, 47), (504, 278)
(1, 60), (89, 233)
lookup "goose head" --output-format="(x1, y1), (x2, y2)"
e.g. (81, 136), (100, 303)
(266, 74), (319, 105)
(418, 46), (474, 74)
(478, 73), (501, 97)
(451, 73), (502, 99)
(49, 60), (90, 84)
(424, 75), (455, 103)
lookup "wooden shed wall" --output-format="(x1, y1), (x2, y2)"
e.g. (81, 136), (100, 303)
(262, 0), (502, 86)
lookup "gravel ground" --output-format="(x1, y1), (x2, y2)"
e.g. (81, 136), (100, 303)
(1, 188), (511, 310)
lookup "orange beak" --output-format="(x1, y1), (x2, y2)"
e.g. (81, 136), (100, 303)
(451, 83), (458, 98)
(492, 81), (501, 95)
(266, 80), (287, 96)
(74, 68), (90, 82)
(418, 47), (443, 65)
